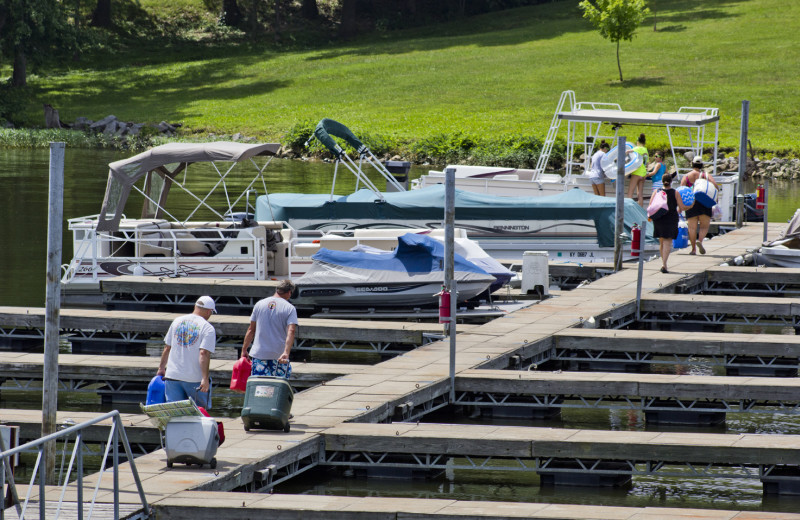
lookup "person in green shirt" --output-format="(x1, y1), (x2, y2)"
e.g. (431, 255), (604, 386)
(626, 133), (649, 207)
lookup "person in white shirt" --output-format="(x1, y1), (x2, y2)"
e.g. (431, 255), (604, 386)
(588, 141), (611, 196)
(157, 295), (217, 408)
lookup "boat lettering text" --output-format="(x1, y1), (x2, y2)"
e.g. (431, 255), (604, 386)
(493, 225), (530, 231)
(355, 286), (390, 292)
(222, 265), (245, 272)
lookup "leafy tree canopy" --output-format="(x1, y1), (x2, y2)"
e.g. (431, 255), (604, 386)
(578, 0), (650, 81)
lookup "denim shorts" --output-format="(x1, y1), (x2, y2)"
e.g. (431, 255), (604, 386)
(164, 378), (211, 410)
(251, 357), (292, 379)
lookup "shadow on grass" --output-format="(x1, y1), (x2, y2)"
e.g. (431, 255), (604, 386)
(653, 24), (687, 33)
(608, 77), (667, 88)
(306, 0), (743, 61)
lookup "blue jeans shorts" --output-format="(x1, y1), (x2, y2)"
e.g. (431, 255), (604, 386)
(251, 358), (292, 379)
(165, 378), (211, 410)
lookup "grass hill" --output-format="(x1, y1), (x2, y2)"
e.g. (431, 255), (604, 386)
(9, 0), (800, 159)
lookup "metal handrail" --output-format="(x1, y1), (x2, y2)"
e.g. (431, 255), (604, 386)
(1, 411), (150, 520)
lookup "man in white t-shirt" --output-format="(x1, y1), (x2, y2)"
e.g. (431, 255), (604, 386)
(157, 296), (217, 409)
(241, 280), (298, 379)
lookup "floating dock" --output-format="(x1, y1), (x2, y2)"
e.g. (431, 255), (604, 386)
(7, 222), (800, 519)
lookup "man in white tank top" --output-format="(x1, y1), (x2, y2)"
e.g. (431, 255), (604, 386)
(241, 280), (298, 379)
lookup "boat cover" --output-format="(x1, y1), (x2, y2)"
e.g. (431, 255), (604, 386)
(257, 186), (653, 247)
(97, 142), (280, 232)
(298, 233), (495, 286)
(764, 208), (800, 247)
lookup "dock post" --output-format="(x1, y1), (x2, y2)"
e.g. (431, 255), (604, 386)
(43, 142), (65, 484)
(763, 178), (769, 242)
(635, 220), (646, 321)
(737, 100), (749, 228)
(613, 137), (627, 271)
(444, 168), (457, 403)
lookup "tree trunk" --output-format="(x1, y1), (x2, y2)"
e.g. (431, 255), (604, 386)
(616, 39), (623, 82)
(301, 0), (318, 20)
(339, 0), (356, 38)
(44, 104), (63, 129)
(12, 47), (26, 87)
(221, 0), (243, 27)
(273, 0), (282, 43)
(652, 0), (657, 31)
(90, 0), (111, 28)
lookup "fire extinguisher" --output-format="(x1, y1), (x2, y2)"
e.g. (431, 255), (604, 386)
(438, 285), (451, 324)
(631, 223), (641, 258)
(756, 184), (765, 209)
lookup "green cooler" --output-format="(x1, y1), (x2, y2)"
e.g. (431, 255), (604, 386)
(241, 376), (294, 432)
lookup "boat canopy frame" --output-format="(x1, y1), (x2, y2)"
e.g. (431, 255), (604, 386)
(309, 118), (406, 201)
(535, 90), (720, 184)
(96, 141), (280, 233)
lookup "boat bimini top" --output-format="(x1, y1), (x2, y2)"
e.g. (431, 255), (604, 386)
(96, 141), (280, 233)
(309, 118), (406, 200)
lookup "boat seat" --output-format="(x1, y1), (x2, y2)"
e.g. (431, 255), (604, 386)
(136, 221), (173, 257)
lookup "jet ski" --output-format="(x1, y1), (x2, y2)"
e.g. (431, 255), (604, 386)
(293, 233), (498, 309)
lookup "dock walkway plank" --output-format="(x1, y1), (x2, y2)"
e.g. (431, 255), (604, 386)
(0, 306), (452, 344)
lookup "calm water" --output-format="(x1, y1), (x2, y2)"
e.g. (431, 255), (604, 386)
(3, 146), (800, 512)
(1, 146), (797, 307)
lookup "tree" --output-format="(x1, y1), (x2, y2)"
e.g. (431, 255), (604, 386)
(301, 0), (318, 20)
(578, 0), (650, 82)
(339, 0), (356, 38)
(0, 0), (74, 87)
(90, 0), (111, 27)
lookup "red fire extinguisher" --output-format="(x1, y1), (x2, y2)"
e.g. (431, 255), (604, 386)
(756, 184), (765, 209)
(631, 223), (641, 258)
(438, 285), (451, 324)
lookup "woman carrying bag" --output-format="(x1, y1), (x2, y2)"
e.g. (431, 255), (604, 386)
(681, 156), (719, 255)
(652, 173), (692, 273)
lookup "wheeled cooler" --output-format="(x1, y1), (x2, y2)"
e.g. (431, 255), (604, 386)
(241, 376), (294, 432)
(165, 416), (219, 468)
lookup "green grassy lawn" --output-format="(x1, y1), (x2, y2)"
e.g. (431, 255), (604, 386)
(17, 0), (800, 154)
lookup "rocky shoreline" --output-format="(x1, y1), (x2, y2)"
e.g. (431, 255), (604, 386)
(12, 111), (800, 177)
(708, 155), (800, 181)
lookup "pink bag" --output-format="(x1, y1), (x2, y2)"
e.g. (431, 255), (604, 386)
(647, 189), (669, 220)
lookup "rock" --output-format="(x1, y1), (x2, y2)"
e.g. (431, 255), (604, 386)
(90, 115), (117, 130)
(232, 132), (243, 141)
(103, 120), (118, 135)
(72, 117), (93, 131)
(157, 121), (176, 133)
(127, 123), (144, 136)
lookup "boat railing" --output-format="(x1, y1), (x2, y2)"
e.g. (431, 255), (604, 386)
(62, 223), (272, 283)
(1, 410), (151, 520)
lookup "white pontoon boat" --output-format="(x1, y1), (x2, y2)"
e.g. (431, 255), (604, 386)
(413, 90), (738, 221)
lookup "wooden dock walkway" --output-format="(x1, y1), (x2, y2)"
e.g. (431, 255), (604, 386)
(8, 221), (800, 519)
(455, 369), (800, 418)
(0, 352), (362, 395)
(0, 306), (451, 355)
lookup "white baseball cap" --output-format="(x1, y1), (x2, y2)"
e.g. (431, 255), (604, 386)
(195, 295), (217, 313)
